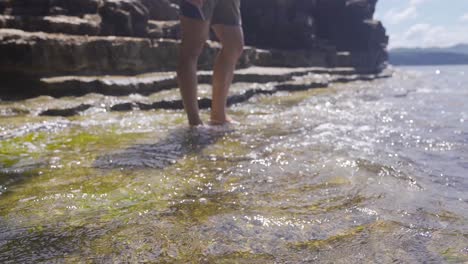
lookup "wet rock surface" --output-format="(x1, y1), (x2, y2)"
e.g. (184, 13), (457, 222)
(94, 127), (226, 169)
(28, 67), (391, 117)
(1, 67), (467, 263)
(39, 104), (92, 117)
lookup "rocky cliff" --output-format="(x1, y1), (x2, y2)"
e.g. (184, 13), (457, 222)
(0, 0), (388, 98)
(241, 0), (388, 69)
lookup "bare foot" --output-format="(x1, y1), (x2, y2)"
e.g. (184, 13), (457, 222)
(189, 124), (205, 132)
(209, 116), (239, 126)
(187, 116), (204, 127)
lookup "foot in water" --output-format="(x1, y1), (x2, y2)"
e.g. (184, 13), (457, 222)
(188, 122), (235, 135)
(209, 116), (239, 126)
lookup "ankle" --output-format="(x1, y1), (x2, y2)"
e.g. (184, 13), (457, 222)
(210, 114), (226, 123)
(210, 113), (234, 125)
(188, 116), (203, 126)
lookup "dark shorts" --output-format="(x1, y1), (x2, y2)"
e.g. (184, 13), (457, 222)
(180, 0), (241, 26)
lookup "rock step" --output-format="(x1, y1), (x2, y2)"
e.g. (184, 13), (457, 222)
(38, 71), (392, 117)
(40, 71), (178, 97)
(4, 0), (102, 17)
(37, 66), (358, 98)
(0, 29), (347, 82)
(0, 14), (101, 36)
(147, 20), (180, 39)
(0, 29), (263, 78)
(0, 15), (181, 38)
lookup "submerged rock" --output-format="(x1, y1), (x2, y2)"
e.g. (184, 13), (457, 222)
(40, 104), (92, 117)
(35, 66), (391, 117)
(94, 127), (226, 169)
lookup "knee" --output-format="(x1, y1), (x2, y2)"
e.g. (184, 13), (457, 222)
(221, 41), (244, 60)
(178, 45), (204, 64)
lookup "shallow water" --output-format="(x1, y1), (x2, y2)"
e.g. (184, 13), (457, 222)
(0, 66), (467, 263)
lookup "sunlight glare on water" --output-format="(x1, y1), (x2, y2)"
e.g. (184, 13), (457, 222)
(0, 66), (467, 263)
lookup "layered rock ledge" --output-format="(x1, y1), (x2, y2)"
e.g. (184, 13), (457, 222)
(0, 66), (392, 118)
(0, 0), (388, 99)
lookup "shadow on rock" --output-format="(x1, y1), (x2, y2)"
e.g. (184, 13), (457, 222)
(93, 126), (230, 170)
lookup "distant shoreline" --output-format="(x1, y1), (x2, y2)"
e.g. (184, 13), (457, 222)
(389, 52), (468, 66)
(393, 64), (468, 67)
(389, 44), (468, 66)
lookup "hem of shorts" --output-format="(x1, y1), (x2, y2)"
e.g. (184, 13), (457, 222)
(211, 22), (242, 26)
(180, 15), (242, 26)
(180, 14), (205, 21)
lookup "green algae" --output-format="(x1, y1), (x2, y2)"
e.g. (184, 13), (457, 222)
(0, 126), (169, 224)
(258, 194), (368, 216)
(46, 129), (148, 152)
(45, 132), (104, 151)
(0, 126), (250, 260)
(288, 221), (402, 253)
(258, 86), (329, 107)
(0, 119), (445, 263)
(205, 251), (276, 263)
(1, 69), (468, 263)
(0, 132), (47, 167)
(71, 137), (249, 261)
(171, 192), (240, 223)
(0, 124), (147, 170)
(259, 176), (351, 199)
(202, 137), (248, 158)
(441, 247), (468, 263)
(288, 225), (366, 251)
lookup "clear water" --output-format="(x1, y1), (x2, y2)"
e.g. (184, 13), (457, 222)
(0, 66), (467, 263)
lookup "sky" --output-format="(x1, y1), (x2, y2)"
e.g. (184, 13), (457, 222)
(375, 0), (468, 48)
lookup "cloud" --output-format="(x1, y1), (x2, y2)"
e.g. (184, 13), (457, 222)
(402, 23), (433, 40)
(390, 23), (468, 48)
(379, 0), (468, 48)
(409, 0), (428, 5)
(383, 7), (417, 25)
(382, 0), (429, 25)
(460, 13), (468, 23)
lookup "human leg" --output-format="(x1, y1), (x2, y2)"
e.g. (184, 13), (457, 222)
(177, 15), (210, 126)
(210, 24), (244, 125)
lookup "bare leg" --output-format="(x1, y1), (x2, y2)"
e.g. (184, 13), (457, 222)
(177, 16), (210, 126)
(210, 24), (244, 125)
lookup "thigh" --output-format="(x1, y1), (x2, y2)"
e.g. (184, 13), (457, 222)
(179, 15), (211, 57)
(211, 0), (242, 26)
(211, 24), (244, 51)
